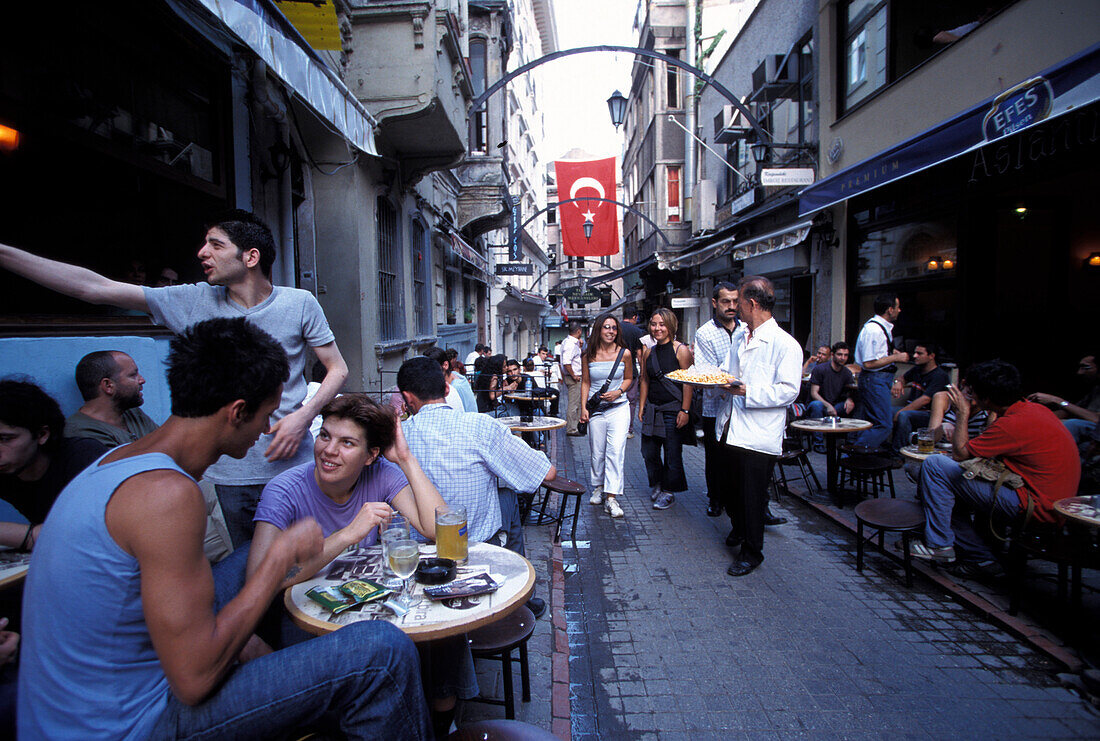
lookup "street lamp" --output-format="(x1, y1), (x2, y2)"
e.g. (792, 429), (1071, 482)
(582, 221), (593, 241)
(750, 142), (770, 165)
(607, 90), (627, 129)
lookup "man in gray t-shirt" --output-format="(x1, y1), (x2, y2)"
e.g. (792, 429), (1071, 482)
(0, 210), (348, 547)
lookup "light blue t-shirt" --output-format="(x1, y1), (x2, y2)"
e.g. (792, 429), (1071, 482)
(20, 451), (187, 740)
(255, 459), (410, 545)
(143, 283), (335, 484)
(451, 374), (477, 414)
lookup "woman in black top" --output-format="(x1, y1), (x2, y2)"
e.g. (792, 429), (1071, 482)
(637, 308), (693, 510)
(473, 354), (506, 413)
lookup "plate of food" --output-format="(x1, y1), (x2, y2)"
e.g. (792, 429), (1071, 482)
(665, 368), (740, 387)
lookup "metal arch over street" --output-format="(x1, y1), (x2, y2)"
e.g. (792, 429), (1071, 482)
(523, 196), (674, 250)
(468, 45), (770, 149)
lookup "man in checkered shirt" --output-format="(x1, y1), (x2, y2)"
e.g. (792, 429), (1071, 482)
(397, 357), (556, 617)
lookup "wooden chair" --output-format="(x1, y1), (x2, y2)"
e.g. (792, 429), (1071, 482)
(467, 606), (536, 720)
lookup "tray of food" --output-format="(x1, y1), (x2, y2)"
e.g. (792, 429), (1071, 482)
(665, 368), (740, 387)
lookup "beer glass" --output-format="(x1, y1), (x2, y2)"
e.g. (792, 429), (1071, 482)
(912, 427), (935, 454)
(435, 504), (468, 565)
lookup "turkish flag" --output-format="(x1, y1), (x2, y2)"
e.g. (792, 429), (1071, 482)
(555, 157), (619, 257)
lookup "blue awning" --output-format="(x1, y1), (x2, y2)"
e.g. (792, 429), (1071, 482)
(799, 42), (1100, 216)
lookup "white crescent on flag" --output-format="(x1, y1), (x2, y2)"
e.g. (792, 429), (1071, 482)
(569, 177), (606, 203)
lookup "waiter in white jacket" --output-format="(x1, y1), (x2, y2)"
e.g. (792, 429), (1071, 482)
(717, 276), (803, 577)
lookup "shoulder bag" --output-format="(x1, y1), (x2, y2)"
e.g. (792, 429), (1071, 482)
(585, 348), (626, 417)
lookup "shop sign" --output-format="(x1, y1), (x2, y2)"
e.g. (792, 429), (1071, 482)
(670, 297), (704, 308)
(562, 285), (601, 304)
(761, 168), (815, 186)
(982, 78), (1054, 141)
(730, 188), (757, 215)
(509, 202), (522, 261)
(495, 263), (533, 276)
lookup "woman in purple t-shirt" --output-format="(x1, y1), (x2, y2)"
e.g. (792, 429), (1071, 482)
(247, 394), (444, 583)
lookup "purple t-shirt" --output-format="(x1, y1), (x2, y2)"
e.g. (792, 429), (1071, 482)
(255, 459), (409, 546)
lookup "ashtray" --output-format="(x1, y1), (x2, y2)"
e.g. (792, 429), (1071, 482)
(415, 557), (456, 585)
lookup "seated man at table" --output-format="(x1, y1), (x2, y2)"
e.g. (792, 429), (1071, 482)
(1028, 352), (1099, 445)
(397, 357), (556, 617)
(802, 344), (832, 375)
(64, 350), (158, 447)
(19, 318), (430, 740)
(0, 379), (106, 551)
(891, 342), (950, 452)
(805, 342), (857, 452)
(912, 360), (1080, 577)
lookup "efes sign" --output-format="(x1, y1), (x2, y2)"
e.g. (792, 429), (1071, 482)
(982, 77), (1054, 142)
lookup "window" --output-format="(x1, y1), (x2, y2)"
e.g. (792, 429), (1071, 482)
(411, 219), (431, 335)
(665, 49), (681, 109)
(843, 1), (887, 110)
(547, 206), (556, 225)
(470, 38), (488, 153)
(377, 198), (402, 341)
(666, 166), (681, 224)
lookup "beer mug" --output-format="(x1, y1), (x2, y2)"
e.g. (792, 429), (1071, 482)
(435, 504), (468, 565)
(911, 427), (935, 454)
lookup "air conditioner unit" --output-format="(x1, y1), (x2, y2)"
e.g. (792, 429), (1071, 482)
(713, 104), (752, 144)
(750, 54), (800, 103)
(692, 179), (717, 232)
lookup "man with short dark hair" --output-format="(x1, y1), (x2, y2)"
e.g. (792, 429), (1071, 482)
(0, 211), (350, 547)
(803, 344), (832, 375)
(424, 347), (468, 412)
(19, 318), (430, 739)
(853, 294), (910, 449)
(560, 321), (585, 435)
(891, 342), (950, 451)
(1028, 353), (1100, 445)
(464, 343), (486, 369)
(717, 277), (802, 577)
(913, 360), (1080, 575)
(620, 307), (646, 438)
(694, 282), (739, 517)
(806, 342), (857, 452)
(398, 357), (556, 617)
(65, 350), (158, 448)
(0, 380), (105, 551)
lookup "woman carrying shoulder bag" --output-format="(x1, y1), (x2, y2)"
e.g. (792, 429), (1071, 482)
(580, 314), (633, 518)
(638, 308), (694, 511)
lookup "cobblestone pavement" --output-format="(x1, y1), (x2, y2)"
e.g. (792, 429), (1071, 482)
(560, 433), (1100, 740)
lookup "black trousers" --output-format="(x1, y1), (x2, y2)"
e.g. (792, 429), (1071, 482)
(723, 444), (777, 566)
(701, 416), (728, 505)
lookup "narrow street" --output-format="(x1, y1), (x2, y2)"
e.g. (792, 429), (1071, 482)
(557, 434), (1099, 739)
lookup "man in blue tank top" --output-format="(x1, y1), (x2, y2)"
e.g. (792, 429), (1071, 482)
(19, 318), (430, 740)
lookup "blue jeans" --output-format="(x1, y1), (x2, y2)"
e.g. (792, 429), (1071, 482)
(149, 547), (431, 740)
(497, 488), (526, 557)
(918, 455), (1022, 563)
(1064, 418), (1094, 446)
(855, 371), (893, 449)
(892, 409), (931, 451)
(214, 484), (265, 549)
(641, 411), (688, 493)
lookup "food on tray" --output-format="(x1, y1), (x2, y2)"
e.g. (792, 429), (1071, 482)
(666, 368), (738, 385)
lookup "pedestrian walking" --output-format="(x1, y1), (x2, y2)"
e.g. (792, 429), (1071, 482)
(580, 313), (633, 519)
(638, 308), (694, 510)
(560, 321), (585, 435)
(717, 277), (802, 576)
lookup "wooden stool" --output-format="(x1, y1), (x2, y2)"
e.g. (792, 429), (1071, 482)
(467, 606), (536, 720)
(772, 442), (822, 500)
(448, 719), (558, 740)
(838, 455), (899, 502)
(854, 499), (925, 587)
(532, 477), (586, 544)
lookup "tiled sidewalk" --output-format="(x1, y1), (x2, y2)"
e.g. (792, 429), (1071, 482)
(560, 433), (1100, 740)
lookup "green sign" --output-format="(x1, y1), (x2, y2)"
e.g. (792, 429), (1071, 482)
(562, 285), (601, 304)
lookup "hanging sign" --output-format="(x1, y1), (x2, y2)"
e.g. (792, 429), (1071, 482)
(562, 285), (601, 304)
(760, 168), (815, 186)
(495, 263), (533, 276)
(509, 201), (522, 261)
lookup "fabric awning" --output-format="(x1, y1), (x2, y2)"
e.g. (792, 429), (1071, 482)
(448, 233), (491, 277)
(586, 254), (656, 286)
(191, 0), (379, 156)
(799, 42), (1100, 216)
(657, 220), (812, 270)
(504, 285), (551, 308)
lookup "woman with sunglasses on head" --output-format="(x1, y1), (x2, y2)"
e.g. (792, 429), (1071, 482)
(638, 308), (694, 510)
(580, 313), (633, 518)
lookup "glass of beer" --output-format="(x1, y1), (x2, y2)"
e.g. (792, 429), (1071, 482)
(435, 504), (468, 565)
(913, 427), (936, 454)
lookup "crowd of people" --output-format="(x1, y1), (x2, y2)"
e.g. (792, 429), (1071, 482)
(0, 207), (1095, 736)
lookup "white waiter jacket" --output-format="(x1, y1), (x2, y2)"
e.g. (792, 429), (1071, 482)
(716, 317), (803, 456)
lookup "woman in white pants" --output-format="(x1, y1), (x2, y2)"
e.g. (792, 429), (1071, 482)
(580, 313), (633, 518)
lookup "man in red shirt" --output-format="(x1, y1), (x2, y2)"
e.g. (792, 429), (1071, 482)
(911, 360), (1080, 574)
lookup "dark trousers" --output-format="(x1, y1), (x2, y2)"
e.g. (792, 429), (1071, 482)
(724, 445), (777, 566)
(701, 416), (728, 506)
(641, 411), (688, 493)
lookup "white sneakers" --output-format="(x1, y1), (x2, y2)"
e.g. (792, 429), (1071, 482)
(605, 497), (624, 518)
(588, 486), (604, 505)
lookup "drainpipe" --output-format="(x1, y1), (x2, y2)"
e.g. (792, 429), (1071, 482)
(250, 60), (295, 288)
(684, 0), (697, 208)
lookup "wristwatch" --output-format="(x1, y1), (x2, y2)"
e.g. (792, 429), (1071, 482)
(1059, 400), (1070, 408)
(679, 409), (689, 414)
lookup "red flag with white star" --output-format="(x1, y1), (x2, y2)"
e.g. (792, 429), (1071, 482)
(554, 157), (619, 257)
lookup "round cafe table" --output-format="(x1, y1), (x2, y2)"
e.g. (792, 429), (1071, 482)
(495, 416), (566, 434)
(0, 551), (31, 590)
(1053, 496), (1100, 608)
(898, 444), (953, 462)
(285, 542), (535, 642)
(789, 418), (873, 501)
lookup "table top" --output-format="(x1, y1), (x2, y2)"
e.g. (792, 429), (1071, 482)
(0, 551), (31, 590)
(790, 418), (872, 434)
(503, 393), (548, 402)
(1054, 496), (1100, 528)
(496, 415), (567, 432)
(899, 444), (954, 462)
(853, 498), (926, 529)
(285, 542), (535, 641)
